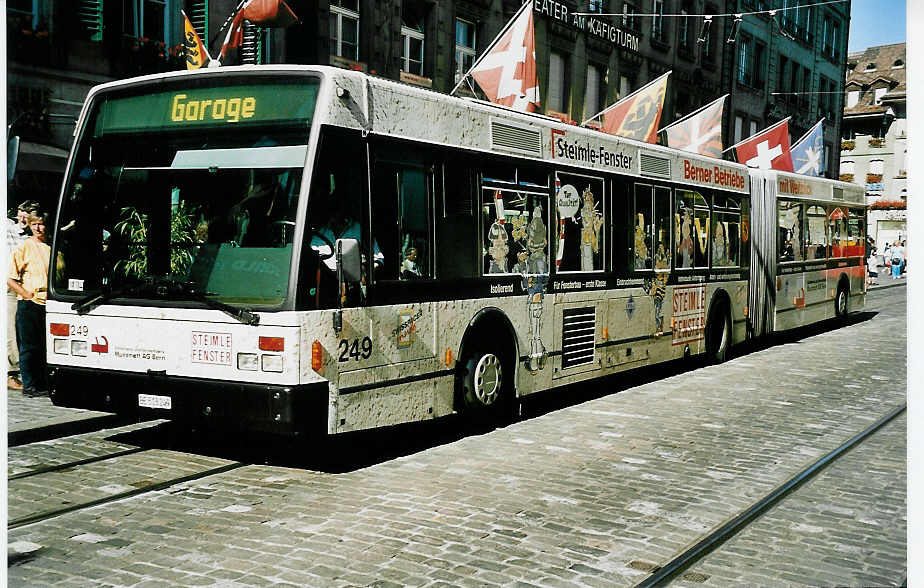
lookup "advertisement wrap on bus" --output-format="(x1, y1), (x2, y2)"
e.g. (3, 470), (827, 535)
(44, 66), (866, 436)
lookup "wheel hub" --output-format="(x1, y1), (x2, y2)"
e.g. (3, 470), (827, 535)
(473, 353), (502, 406)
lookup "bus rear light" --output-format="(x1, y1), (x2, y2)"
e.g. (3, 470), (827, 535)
(259, 336), (284, 352)
(71, 340), (88, 357)
(237, 353), (259, 371)
(312, 340), (323, 372)
(53, 339), (70, 354)
(261, 354), (283, 372)
(50, 323), (69, 336)
(444, 348), (453, 366)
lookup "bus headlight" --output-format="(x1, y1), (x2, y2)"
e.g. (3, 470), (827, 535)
(71, 340), (88, 357)
(54, 339), (70, 354)
(237, 353), (259, 371)
(261, 354), (283, 372)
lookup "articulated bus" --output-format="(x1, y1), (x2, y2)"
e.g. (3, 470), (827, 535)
(46, 66), (866, 435)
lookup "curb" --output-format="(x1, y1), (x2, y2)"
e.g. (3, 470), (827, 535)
(868, 280), (907, 292)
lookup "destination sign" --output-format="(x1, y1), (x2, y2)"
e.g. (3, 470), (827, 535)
(92, 79), (319, 135)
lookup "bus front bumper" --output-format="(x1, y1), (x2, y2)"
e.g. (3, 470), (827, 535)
(47, 365), (329, 436)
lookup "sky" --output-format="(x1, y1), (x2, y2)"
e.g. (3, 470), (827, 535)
(848, 0), (906, 52)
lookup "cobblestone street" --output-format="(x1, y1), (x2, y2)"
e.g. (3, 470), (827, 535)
(7, 286), (906, 587)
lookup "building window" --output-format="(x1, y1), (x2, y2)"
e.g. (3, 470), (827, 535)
(869, 159), (884, 175)
(455, 18), (476, 84)
(584, 64), (604, 119)
(9, 0), (39, 29)
(874, 87), (888, 104)
(749, 120), (758, 138)
(652, 0), (664, 41)
(736, 36), (750, 85)
(847, 90), (859, 108)
(619, 75), (631, 99)
(778, 55), (788, 92)
(331, 0), (360, 60)
(548, 51), (568, 113)
(754, 42), (766, 88)
(588, 0), (607, 13)
(122, 0), (167, 43)
(734, 115), (744, 144)
(622, 2), (638, 30)
(679, 6), (690, 49)
(401, 13), (425, 76)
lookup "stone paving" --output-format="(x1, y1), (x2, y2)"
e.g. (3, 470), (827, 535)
(6, 286), (906, 587)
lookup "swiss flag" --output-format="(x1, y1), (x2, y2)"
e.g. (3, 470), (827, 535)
(219, 0), (298, 60)
(734, 120), (794, 172)
(470, 4), (540, 113)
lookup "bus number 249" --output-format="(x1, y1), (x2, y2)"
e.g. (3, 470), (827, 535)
(338, 337), (373, 362)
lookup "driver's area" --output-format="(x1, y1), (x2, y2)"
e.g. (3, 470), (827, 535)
(300, 128), (372, 310)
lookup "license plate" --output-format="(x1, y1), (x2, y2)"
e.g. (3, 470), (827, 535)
(138, 394), (172, 410)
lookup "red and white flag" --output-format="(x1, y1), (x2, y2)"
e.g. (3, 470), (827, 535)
(219, 0), (298, 60)
(732, 118), (794, 171)
(662, 94), (726, 158)
(469, 3), (540, 113)
(592, 71), (669, 143)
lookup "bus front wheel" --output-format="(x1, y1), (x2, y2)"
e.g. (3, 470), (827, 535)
(460, 344), (512, 423)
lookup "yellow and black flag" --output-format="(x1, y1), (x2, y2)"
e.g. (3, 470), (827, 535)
(182, 10), (210, 69)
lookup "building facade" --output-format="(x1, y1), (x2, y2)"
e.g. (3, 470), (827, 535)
(839, 43), (907, 250)
(720, 0), (849, 179)
(7, 0), (849, 211)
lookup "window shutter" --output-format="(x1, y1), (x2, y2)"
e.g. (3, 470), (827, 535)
(77, 0), (103, 41)
(549, 52), (564, 112)
(188, 0), (208, 41)
(584, 65), (600, 119)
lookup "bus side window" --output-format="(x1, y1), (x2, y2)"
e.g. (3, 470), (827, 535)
(805, 205), (828, 260)
(556, 172), (605, 273)
(712, 194), (740, 268)
(654, 187), (671, 271)
(633, 184), (652, 270)
(778, 200), (804, 262)
(372, 161), (433, 281)
(438, 161), (476, 280)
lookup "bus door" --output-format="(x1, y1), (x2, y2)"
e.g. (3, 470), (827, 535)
(776, 199), (805, 328)
(803, 204), (829, 320)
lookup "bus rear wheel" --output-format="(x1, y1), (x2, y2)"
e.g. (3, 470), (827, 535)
(835, 284), (849, 319)
(706, 304), (731, 364)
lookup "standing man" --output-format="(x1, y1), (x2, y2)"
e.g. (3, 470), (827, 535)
(8, 209), (51, 396)
(6, 200), (39, 390)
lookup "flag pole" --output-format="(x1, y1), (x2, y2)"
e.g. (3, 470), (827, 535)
(579, 70), (671, 127)
(450, 0), (532, 96)
(657, 94), (728, 134)
(209, 0), (250, 58)
(791, 117), (825, 148)
(722, 116), (791, 153)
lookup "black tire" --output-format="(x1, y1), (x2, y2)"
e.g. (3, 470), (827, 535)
(459, 343), (513, 424)
(835, 284), (849, 319)
(706, 303), (732, 364)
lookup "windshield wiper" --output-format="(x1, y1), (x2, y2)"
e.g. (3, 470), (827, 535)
(72, 282), (141, 315)
(141, 277), (261, 326)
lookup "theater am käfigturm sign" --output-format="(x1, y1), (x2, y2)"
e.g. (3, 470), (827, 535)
(534, 0), (640, 52)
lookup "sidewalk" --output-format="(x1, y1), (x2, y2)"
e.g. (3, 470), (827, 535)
(7, 387), (123, 446)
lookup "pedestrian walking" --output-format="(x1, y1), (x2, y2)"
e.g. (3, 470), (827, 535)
(867, 248), (879, 286)
(6, 200), (39, 390)
(7, 209), (51, 396)
(890, 240), (904, 279)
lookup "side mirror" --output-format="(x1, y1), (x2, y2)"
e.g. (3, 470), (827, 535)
(336, 238), (362, 284)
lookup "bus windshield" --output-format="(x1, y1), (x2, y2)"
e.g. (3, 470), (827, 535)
(53, 76), (319, 308)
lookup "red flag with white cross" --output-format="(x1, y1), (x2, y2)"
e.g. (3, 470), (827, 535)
(733, 118), (794, 172)
(470, 2), (540, 113)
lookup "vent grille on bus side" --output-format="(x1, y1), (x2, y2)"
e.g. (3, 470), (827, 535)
(640, 153), (671, 178)
(561, 307), (596, 369)
(490, 119), (543, 157)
